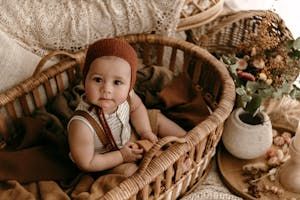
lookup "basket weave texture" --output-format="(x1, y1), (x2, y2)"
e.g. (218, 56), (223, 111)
(0, 34), (235, 199)
(177, 0), (224, 32)
(188, 10), (293, 54)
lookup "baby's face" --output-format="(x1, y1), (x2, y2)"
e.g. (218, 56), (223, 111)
(84, 56), (131, 114)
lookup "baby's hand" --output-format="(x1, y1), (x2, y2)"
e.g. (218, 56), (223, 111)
(140, 131), (158, 143)
(120, 142), (143, 163)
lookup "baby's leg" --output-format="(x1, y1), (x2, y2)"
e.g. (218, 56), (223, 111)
(108, 163), (138, 177)
(148, 110), (191, 173)
(156, 112), (186, 138)
(156, 112), (192, 173)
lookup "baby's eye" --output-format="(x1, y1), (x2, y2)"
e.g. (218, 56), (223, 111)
(93, 77), (102, 83)
(114, 80), (123, 85)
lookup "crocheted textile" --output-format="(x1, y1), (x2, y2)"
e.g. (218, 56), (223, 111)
(0, 0), (184, 56)
(264, 96), (300, 131)
(181, 158), (243, 200)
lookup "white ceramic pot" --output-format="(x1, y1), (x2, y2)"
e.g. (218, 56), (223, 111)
(222, 107), (273, 159)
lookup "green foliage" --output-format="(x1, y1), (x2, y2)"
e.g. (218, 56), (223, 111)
(245, 94), (262, 116)
(293, 37), (300, 50)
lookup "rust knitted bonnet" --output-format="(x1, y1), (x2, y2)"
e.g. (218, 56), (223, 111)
(83, 38), (138, 89)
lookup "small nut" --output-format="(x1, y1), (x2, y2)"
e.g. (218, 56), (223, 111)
(282, 132), (292, 144)
(282, 131), (292, 139)
(252, 58), (265, 69)
(266, 148), (277, 158)
(269, 174), (276, 181)
(273, 136), (285, 146)
(282, 144), (289, 154)
(276, 149), (284, 161)
(258, 72), (267, 81)
(274, 55), (283, 62)
(266, 79), (273, 85)
(267, 156), (280, 167)
(281, 154), (291, 163)
(251, 47), (257, 56)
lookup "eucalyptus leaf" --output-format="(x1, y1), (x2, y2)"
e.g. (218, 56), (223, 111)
(273, 90), (283, 99)
(236, 87), (247, 95)
(220, 56), (232, 65)
(240, 94), (252, 103)
(229, 63), (238, 75)
(258, 88), (274, 98)
(281, 81), (293, 95)
(293, 37), (300, 50)
(245, 95), (262, 116)
(236, 95), (245, 108)
(287, 39), (294, 49)
(293, 73), (300, 89)
(246, 81), (260, 93)
(292, 50), (300, 59)
(290, 86), (300, 99)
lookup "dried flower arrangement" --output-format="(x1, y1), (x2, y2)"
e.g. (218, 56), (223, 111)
(219, 36), (300, 116)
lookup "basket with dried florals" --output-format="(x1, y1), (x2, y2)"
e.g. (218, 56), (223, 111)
(188, 10), (300, 117)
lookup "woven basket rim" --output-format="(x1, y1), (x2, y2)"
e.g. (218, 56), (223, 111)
(189, 10), (293, 55)
(198, 10), (291, 36)
(177, 0), (224, 31)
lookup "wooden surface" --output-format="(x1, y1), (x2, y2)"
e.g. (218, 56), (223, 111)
(217, 139), (300, 199)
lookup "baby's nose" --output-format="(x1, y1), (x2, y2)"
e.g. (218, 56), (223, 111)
(102, 83), (112, 93)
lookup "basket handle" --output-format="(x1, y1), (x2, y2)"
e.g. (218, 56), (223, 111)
(138, 136), (187, 174)
(33, 50), (83, 76)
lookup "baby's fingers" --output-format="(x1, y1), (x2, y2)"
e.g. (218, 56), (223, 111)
(132, 148), (143, 154)
(126, 142), (135, 148)
(151, 135), (158, 143)
(135, 154), (143, 160)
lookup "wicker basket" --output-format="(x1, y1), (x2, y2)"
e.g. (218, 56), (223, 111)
(187, 10), (293, 54)
(177, 0), (224, 32)
(0, 34), (235, 199)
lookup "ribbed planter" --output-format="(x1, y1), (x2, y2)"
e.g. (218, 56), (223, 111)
(222, 108), (273, 159)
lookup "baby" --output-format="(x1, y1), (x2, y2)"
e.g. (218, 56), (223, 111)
(67, 38), (187, 176)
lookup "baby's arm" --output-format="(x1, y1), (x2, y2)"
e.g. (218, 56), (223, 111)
(68, 120), (143, 172)
(130, 92), (158, 143)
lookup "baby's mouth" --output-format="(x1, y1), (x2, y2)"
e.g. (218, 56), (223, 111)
(99, 98), (112, 101)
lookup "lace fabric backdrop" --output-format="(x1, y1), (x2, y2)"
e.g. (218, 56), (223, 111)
(0, 0), (184, 56)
